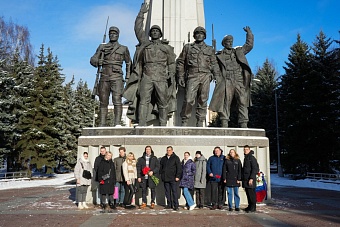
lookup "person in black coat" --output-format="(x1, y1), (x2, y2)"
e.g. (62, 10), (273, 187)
(98, 151), (117, 210)
(222, 149), (242, 211)
(160, 146), (182, 211)
(242, 145), (259, 213)
(136, 145), (160, 209)
(92, 146), (106, 205)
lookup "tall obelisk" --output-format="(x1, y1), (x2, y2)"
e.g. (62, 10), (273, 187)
(144, 0), (206, 126)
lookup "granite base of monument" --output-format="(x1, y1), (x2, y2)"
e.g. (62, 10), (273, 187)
(77, 127), (271, 206)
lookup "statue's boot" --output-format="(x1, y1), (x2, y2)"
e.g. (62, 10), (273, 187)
(221, 120), (229, 128)
(138, 104), (148, 126)
(181, 119), (188, 127)
(114, 105), (123, 127)
(239, 122), (248, 128)
(196, 120), (204, 127)
(100, 108), (108, 127)
(158, 108), (167, 126)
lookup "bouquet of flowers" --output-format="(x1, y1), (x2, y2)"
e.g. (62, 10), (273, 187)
(142, 166), (159, 186)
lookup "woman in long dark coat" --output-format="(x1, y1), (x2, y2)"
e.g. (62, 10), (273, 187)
(222, 149), (242, 211)
(98, 151), (116, 210)
(179, 152), (196, 210)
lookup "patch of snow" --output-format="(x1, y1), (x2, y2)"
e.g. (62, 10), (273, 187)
(0, 173), (74, 190)
(271, 173), (340, 191)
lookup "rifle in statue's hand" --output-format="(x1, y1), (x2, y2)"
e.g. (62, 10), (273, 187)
(92, 16), (109, 99)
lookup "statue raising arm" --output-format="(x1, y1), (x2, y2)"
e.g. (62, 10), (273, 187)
(242, 26), (254, 55)
(135, 3), (149, 44)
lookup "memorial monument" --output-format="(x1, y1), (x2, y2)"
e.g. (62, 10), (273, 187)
(80, 0), (271, 207)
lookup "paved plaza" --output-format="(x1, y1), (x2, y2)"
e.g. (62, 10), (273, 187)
(0, 181), (339, 227)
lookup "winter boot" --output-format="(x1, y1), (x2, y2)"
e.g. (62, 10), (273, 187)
(78, 202), (84, 209)
(82, 202), (89, 209)
(100, 108), (108, 127)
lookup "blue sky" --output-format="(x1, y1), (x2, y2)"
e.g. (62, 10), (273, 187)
(1, 0), (339, 89)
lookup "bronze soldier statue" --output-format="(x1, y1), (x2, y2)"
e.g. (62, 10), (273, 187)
(210, 26), (254, 128)
(177, 26), (220, 127)
(124, 3), (176, 126)
(90, 26), (131, 127)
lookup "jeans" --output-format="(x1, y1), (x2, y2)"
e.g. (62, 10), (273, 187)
(182, 187), (195, 207)
(226, 187), (240, 208)
(115, 182), (125, 204)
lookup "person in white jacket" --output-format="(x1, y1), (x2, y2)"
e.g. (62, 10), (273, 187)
(122, 152), (137, 208)
(74, 152), (92, 209)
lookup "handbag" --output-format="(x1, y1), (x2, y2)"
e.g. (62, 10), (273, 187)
(81, 163), (92, 179)
(132, 182), (138, 193)
(113, 186), (119, 199)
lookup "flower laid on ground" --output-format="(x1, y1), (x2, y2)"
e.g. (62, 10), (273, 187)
(142, 166), (159, 186)
(100, 180), (104, 185)
(256, 172), (264, 186)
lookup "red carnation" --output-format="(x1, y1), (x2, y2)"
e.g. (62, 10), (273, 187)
(142, 167), (151, 175)
(100, 180), (104, 185)
(215, 174), (221, 179)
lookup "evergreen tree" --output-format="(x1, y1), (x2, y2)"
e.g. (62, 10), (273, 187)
(249, 59), (278, 162)
(0, 59), (16, 165)
(15, 45), (63, 173)
(279, 34), (312, 173)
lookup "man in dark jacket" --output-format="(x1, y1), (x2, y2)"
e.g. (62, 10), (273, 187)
(137, 145), (160, 209)
(207, 146), (225, 209)
(92, 146), (107, 205)
(242, 145), (259, 213)
(160, 146), (182, 210)
(113, 147), (127, 207)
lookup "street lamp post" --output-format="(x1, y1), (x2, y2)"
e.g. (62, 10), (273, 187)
(275, 89), (284, 177)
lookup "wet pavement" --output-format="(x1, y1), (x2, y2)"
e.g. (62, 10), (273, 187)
(0, 184), (339, 226)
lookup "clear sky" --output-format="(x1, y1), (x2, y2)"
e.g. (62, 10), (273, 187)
(1, 0), (339, 88)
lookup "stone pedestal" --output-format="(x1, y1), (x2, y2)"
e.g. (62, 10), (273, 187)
(78, 127), (271, 206)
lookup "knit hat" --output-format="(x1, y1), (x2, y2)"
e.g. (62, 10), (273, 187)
(196, 151), (202, 155)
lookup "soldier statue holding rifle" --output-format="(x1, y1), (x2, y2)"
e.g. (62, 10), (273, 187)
(90, 23), (132, 127)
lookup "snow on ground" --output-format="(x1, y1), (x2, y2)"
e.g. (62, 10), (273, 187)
(0, 173), (74, 190)
(271, 173), (340, 191)
(1, 172), (340, 192)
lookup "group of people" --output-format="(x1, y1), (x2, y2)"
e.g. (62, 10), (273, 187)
(74, 145), (259, 213)
(90, 2), (254, 128)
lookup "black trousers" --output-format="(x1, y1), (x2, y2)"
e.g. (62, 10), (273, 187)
(125, 183), (135, 205)
(245, 187), (256, 211)
(210, 182), (224, 206)
(100, 194), (114, 205)
(164, 181), (179, 208)
(195, 188), (205, 207)
(142, 179), (156, 204)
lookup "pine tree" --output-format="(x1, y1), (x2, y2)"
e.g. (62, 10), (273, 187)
(249, 59), (278, 163)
